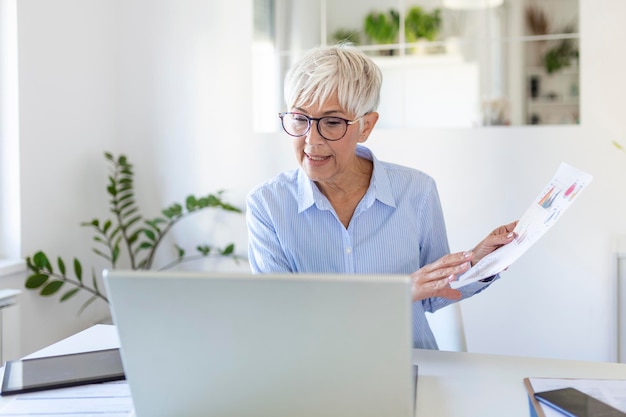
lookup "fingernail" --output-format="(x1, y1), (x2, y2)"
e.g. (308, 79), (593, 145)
(507, 233), (514, 238)
(447, 275), (456, 282)
(463, 251), (472, 258)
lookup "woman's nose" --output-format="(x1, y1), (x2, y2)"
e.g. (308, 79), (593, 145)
(305, 121), (325, 145)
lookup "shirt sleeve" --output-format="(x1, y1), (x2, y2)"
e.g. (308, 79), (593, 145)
(417, 182), (498, 313)
(415, 180), (450, 268)
(246, 190), (293, 273)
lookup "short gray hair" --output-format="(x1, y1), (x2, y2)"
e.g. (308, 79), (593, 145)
(284, 44), (382, 117)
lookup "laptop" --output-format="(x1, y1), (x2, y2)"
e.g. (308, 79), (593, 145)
(103, 270), (416, 417)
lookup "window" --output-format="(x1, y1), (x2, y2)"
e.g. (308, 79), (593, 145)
(252, 0), (282, 132)
(253, 0), (580, 128)
(0, 0), (21, 260)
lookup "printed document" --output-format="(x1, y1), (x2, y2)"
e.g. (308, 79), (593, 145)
(451, 162), (593, 288)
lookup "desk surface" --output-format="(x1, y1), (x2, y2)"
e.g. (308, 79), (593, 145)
(4, 325), (626, 417)
(414, 348), (626, 416)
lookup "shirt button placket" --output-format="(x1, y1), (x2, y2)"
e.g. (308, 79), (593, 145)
(343, 229), (355, 273)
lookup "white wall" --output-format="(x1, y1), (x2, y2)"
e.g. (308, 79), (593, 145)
(15, 0), (120, 355)
(8, 0), (626, 361)
(13, 0), (255, 356)
(368, 0), (626, 362)
(0, 0), (20, 259)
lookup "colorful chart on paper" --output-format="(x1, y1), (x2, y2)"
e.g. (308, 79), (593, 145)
(452, 162), (593, 288)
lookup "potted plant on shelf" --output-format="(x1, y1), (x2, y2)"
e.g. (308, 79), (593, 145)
(404, 6), (442, 55)
(543, 24), (579, 74)
(25, 152), (246, 315)
(404, 6), (442, 45)
(364, 9), (400, 55)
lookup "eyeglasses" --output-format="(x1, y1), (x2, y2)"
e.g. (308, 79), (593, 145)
(278, 112), (363, 141)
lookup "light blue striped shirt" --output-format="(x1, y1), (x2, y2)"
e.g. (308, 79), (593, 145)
(246, 145), (495, 349)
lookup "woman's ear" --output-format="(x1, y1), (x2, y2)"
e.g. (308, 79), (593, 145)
(358, 112), (379, 143)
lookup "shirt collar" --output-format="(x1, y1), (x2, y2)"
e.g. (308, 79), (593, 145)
(297, 145), (397, 213)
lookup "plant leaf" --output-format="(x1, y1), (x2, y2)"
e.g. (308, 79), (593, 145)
(129, 228), (145, 242)
(25, 273), (49, 289)
(196, 245), (210, 256)
(60, 287), (81, 302)
(57, 257), (66, 275)
(123, 215), (142, 229)
(118, 198), (135, 210)
(93, 236), (106, 244)
(92, 249), (112, 262)
(74, 258), (83, 282)
(162, 204), (182, 219)
(26, 256), (36, 272)
(92, 270), (100, 293)
(41, 280), (64, 296)
(186, 195), (198, 211)
(175, 244), (185, 258)
(33, 251), (52, 272)
(144, 229), (156, 241)
(78, 295), (98, 316)
(112, 246), (120, 264)
(136, 242), (154, 251)
(221, 243), (235, 256)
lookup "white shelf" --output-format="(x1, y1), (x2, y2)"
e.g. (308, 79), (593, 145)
(526, 66), (579, 77)
(0, 289), (20, 308)
(528, 98), (579, 107)
(0, 259), (25, 278)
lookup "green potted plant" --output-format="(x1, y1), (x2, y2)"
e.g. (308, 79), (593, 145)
(364, 9), (400, 55)
(25, 152), (245, 314)
(543, 24), (578, 74)
(404, 6), (442, 43)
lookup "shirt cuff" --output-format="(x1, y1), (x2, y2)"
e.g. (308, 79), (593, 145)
(478, 275), (497, 283)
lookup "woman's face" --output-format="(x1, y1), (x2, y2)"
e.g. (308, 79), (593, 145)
(290, 94), (378, 187)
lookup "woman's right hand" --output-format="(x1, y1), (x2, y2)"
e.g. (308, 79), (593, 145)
(409, 251), (474, 302)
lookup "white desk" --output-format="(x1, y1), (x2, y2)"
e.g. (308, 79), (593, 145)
(2, 325), (626, 416)
(414, 349), (626, 416)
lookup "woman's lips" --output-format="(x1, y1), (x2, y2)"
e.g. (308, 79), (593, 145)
(306, 153), (331, 161)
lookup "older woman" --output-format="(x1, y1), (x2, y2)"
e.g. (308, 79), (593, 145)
(246, 44), (516, 349)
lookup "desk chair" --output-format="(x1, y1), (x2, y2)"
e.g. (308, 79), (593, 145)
(426, 303), (467, 352)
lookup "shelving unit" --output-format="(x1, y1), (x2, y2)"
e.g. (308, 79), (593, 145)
(525, 66), (579, 125)
(522, 0), (580, 125)
(253, 0), (580, 128)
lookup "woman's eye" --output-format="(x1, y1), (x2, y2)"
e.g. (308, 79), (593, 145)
(323, 118), (343, 127)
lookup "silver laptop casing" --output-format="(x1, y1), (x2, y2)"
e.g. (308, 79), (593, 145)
(104, 270), (415, 417)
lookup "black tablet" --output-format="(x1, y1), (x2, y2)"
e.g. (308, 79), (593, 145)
(1, 348), (125, 395)
(535, 387), (626, 417)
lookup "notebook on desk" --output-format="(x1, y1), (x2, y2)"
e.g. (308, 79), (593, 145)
(103, 270), (417, 417)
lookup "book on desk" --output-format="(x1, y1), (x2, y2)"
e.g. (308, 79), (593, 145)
(524, 377), (626, 417)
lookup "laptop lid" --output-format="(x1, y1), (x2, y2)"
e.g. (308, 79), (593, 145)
(104, 270), (415, 417)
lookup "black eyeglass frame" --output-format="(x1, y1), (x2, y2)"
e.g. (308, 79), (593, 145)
(278, 112), (364, 141)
